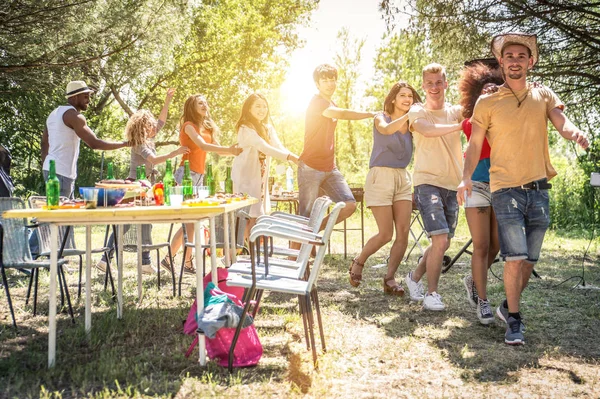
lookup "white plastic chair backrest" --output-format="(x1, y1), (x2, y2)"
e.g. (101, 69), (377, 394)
(294, 196), (332, 262)
(304, 201), (345, 291)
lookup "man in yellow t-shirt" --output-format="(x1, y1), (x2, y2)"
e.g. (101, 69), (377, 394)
(457, 33), (589, 345)
(403, 63), (464, 311)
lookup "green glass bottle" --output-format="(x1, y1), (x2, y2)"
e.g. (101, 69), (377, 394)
(107, 162), (115, 180)
(182, 160), (193, 200)
(206, 163), (215, 196)
(136, 165), (146, 181)
(163, 159), (175, 205)
(46, 160), (60, 210)
(225, 166), (233, 194)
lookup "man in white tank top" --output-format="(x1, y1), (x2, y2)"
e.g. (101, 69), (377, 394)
(42, 81), (131, 198)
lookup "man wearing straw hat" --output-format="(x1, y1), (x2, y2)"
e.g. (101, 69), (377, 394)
(41, 80), (131, 198)
(457, 33), (589, 345)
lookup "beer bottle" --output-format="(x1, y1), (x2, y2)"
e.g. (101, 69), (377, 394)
(46, 160), (60, 210)
(182, 160), (193, 200)
(225, 166), (233, 194)
(107, 162), (115, 180)
(137, 165), (146, 181)
(206, 163), (215, 196)
(163, 159), (175, 205)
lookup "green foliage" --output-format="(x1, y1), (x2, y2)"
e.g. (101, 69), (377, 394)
(0, 0), (317, 195)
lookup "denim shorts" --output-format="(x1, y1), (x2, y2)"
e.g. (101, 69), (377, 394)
(414, 184), (459, 238)
(297, 161), (355, 217)
(464, 181), (492, 208)
(491, 187), (550, 263)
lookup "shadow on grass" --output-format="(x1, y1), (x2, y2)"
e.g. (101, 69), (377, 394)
(318, 251), (600, 384)
(0, 271), (289, 398)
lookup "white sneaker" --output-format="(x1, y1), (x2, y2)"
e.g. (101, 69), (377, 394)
(405, 272), (425, 301)
(141, 263), (157, 275)
(423, 291), (445, 311)
(95, 260), (107, 273)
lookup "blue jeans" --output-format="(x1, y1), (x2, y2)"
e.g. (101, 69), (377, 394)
(43, 170), (75, 199)
(414, 184), (459, 238)
(491, 187), (550, 263)
(297, 161), (355, 217)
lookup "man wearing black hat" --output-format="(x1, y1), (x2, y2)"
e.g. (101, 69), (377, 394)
(457, 33), (589, 345)
(42, 80), (130, 198)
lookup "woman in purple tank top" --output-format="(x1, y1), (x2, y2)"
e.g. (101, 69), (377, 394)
(349, 82), (422, 296)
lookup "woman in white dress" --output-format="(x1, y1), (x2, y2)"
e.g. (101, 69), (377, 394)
(231, 93), (299, 239)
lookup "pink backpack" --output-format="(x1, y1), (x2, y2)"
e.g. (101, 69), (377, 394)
(184, 268), (262, 368)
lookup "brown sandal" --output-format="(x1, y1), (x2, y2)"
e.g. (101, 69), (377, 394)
(348, 258), (364, 287)
(383, 277), (405, 297)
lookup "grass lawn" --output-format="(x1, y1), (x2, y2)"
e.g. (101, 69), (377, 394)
(1, 211), (599, 398)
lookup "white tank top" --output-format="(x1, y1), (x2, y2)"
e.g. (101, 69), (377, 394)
(43, 105), (80, 179)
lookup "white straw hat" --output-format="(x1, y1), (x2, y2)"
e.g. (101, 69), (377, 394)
(65, 81), (95, 99)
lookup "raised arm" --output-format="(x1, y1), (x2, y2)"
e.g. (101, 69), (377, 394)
(375, 113), (410, 135)
(412, 118), (462, 138)
(457, 122), (486, 205)
(322, 106), (376, 121)
(156, 88), (175, 128)
(184, 124), (242, 156)
(63, 110), (130, 151)
(548, 107), (589, 149)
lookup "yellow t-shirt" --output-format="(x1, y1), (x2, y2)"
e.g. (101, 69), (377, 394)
(408, 103), (464, 190)
(471, 85), (563, 192)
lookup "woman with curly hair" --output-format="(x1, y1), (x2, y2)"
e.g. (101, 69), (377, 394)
(458, 62), (503, 324)
(348, 82), (421, 296)
(97, 88), (189, 274)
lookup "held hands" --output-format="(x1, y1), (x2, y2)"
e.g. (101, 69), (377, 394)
(572, 130), (590, 149)
(229, 143), (243, 156)
(456, 179), (472, 207)
(287, 153), (299, 165)
(174, 146), (190, 156)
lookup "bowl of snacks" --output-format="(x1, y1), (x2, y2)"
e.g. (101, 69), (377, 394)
(82, 187), (126, 207)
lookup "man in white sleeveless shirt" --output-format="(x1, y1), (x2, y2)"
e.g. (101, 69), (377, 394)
(42, 81), (130, 198)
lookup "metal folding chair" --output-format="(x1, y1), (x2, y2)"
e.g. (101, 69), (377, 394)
(0, 197), (73, 328)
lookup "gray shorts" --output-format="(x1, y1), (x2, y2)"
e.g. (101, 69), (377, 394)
(464, 181), (492, 208)
(174, 166), (204, 186)
(297, 161), (355, 217)
(43, 170), (75, 199)
(414, 184), (459, 238)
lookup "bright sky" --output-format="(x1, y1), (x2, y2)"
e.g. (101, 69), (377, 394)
(279, 0), (392, 115)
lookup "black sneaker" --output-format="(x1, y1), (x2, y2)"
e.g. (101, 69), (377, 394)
(497, 301), (526, 332)
(505, 316), (525, 345)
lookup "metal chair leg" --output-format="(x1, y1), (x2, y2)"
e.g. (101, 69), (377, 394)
(304, 295), (318, 368)
(156, 249), (161, 290)
(59, 265), (75, 324)
(25, 271), (34, 305)
(311, 288), (326, 352)
(33, 268), (39, 316)
(298, 294), (310, 350)
(1, 265), (17, 328)
(167, 248), (175, 297)
(77, 254), (83, 298)
(228, 286), (256, 373)
(178, 245), (187, 297)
